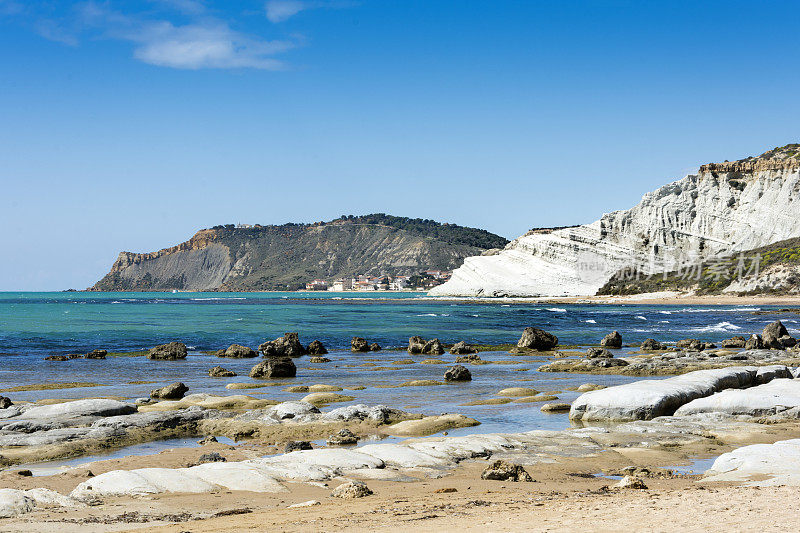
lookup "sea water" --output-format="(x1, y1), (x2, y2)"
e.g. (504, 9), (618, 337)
(0, 291), (794, 434)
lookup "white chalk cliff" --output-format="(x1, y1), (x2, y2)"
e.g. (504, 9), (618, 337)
(431, 146), (800, 297)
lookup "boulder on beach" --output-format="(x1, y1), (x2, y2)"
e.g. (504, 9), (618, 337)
(259, 333), (306, 358)
(600, 331), (622, 349)
(615, 476), (647, 490)
(351, 337), (370, 352)
(0, 397), (13, 409)
(331, 480), (372, 499)
(763, 321), (789, 350)
(586, 347), (613, 359)
(327, 428), (359, 446)
(444, 365), (472, 381)
(449, 341), (477, 355)
(220, 344), (257, 358)
(147, 342), (188, 360)
(517, 327), (558, 350)
(285, 441), (313, 453)
(306, 340), (328, 355)
(481, 460), (532, 482)
(640, 339), (666, 351)
(150, 382), (188, 400)
(676, 339), (706, 351)
(85, 349), (107, 360)
(208, 366), (236, 378)
(720, 336), (747, 348)
(780, 335), (797, 349)
(249, 357), (297, 379)
(745, 334), (764, 350)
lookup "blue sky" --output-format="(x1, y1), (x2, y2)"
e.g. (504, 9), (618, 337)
(1, 1), (798, 290)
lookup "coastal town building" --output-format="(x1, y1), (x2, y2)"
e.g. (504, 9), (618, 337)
(306, 271), (449, 291)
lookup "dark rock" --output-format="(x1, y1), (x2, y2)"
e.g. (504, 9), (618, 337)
(745, 334), (764, 350)
(422, 338), (444, 355)
(259, 333), (306, 358)
(0, 397), (12, 409)
(285, 440), (313, 453)
(779, 335), (797, 348)
(586, 347), (613, 359)
(197, 436), (218, 445)
(309, 356), (331, 363)
(763, 321), (789, 350)
(327, 428), (359, 446)
(147, 342), (188, 360)
(408, 336), (426, 354)
(455, 353), (482, 363)
(676, 339), (705, 351)
(306, 340), (328, 355)
(720, 336), (747, 348)
(249, 357), (297, 379)
(197, 452), (226, 464)
(220, 344), (258, 358)
(481, 460), (533, 482)
(369, 342), (382, 352)
(45, 355), (70, 361)
(449, 341), (477, 355)
(351, 337), (370, 352)
(85, 349), (107, 359)
(517, 327), (558, 350)
(150, 382), (188, 400)
(600, 331), (622, 349)
(15, 470), (33, 477)
(640, 338), (666, 351)
(444, 365), (472, 381)
(209, 366), (236, 377)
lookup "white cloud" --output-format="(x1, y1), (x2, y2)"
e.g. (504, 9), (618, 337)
(131, 21), (292, 70)
(72, 2), (296, 70)
(265, 0), (306, 23)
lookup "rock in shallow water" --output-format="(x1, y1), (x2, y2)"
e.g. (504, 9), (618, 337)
(444, 365), (472, 381)
(600, 331), (622, 349)
(209, 366), (236, 377)
(147, 342), (187, 360)
(517, 327), (558, 350)
(249, 357), (296, 379)
(150, 382), (188, 400)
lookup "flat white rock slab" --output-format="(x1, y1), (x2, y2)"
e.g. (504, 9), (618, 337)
(676, 378), (800, 417)
(704, 439), (800, 486)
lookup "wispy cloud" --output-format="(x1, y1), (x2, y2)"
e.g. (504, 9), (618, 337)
(264, 0), (354, 23)
(20, 1), (301, 71)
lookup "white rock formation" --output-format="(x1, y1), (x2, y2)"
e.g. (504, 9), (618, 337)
(675, 376), (800, 417)
(704, 439), (800, 486)
(431, 156), (800, 297)
(569, 366), (762, 421)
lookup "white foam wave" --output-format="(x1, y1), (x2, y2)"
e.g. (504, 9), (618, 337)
(688, 321), (742, 333)
(546, 308), (567, 313)
(585, 319), (597, 324)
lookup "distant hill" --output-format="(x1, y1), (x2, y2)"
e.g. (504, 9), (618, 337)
(90, 214), (509, 291)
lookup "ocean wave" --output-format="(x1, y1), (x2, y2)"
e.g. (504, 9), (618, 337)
(659, 311), (672, 315)
(416, 313), (451, 317)
(584, 319), (597, 324)
(635, 315), (647, 320)
(678, 307), (760, 313)
(546, 308), (567, 313)
(688, 321), (742, 333)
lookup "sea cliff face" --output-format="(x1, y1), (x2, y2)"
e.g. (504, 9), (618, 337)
(91, 215), (508, 291)
(430, 147), (800, 297)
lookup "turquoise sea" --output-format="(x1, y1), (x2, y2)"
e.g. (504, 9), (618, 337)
(0, 292), (795, 435)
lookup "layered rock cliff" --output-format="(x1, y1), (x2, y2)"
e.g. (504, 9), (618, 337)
(91, 215), (509, 291)
(430, 144), (800, 297)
